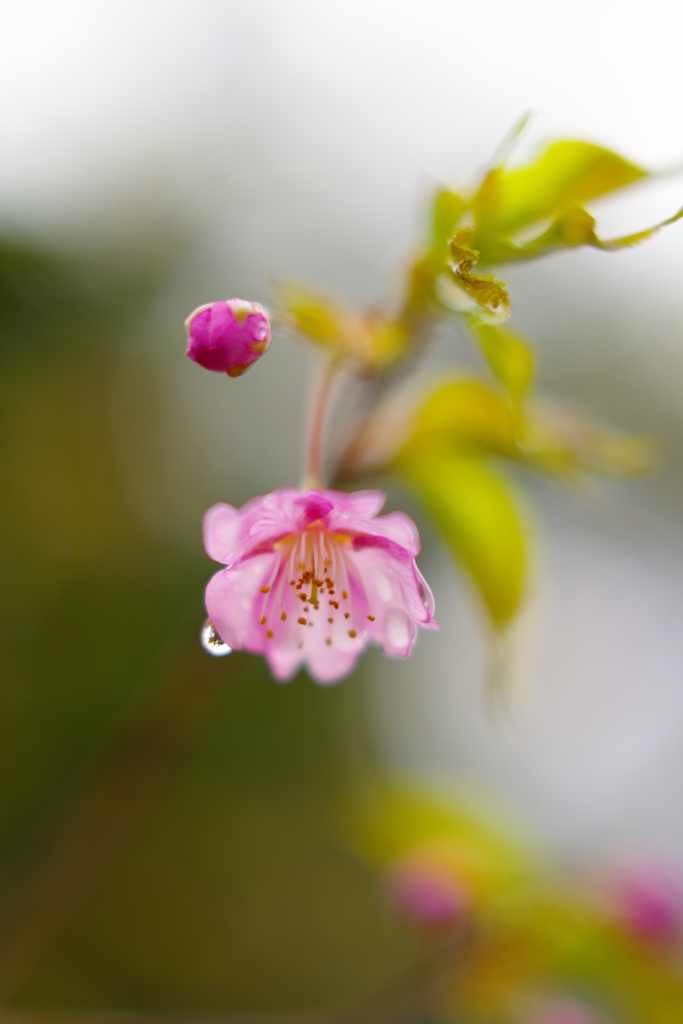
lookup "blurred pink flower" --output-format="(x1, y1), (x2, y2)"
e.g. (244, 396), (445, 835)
(185, 298), (271, 376)
(611, 864), (683, 941)
(203, 487), (437, 683)
(387, 857), (469, 929)
(529, 1001), (600, 1024)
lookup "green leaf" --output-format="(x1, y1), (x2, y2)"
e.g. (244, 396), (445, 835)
(473, 203), (683, 265)
(278, 284), (343, 347)
(402, 377), (519, 458)
(472, 140), (647, 240)
(278, 284), (407, 370)
(398, 451), (527, 628)
(432, 188), (467, 251)
(472, 321), (534, 398)
(347, 780), (531, 898)
(521, 408), (655, 480)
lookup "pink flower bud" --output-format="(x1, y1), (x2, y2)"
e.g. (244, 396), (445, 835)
(184, 299), (271, 377)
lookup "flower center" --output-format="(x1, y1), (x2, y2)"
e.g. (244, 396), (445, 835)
(256, 528), (365, 645)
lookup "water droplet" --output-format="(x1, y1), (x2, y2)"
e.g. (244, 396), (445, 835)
(201, 620), (232, 657)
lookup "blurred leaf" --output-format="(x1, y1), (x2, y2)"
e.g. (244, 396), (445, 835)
(432, 188), (467, 251)
(278, 284), (343, 347)
(472, 140), (647, 241)
(398, 450), (527, 628)
(278, 284), (406, 370)
(348, 780), (531, 901)
(449, 229), (509, 314)
(522, 407), (656, 481)
(472, 321), (534, 398)
(401, 378), (519, 459)
(404, 190), (468, 314)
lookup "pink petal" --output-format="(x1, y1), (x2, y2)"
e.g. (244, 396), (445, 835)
(205, 551), (278, 650)
(324, 488), (387, 517)
(203, 488), (302, 565)
(345, 544), (437, 658)
(327, 501), (421, 556)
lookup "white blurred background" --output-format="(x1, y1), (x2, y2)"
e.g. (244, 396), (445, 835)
(4, 0), (683, 865)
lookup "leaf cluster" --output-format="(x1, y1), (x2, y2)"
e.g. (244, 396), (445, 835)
(277, 129), (680, 632)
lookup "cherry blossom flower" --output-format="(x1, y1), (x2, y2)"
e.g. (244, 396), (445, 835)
(185, 299), (271, 376)
(203, 487), (437, 683)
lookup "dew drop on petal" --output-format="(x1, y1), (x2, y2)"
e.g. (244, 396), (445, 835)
(201, 620), (232, 657)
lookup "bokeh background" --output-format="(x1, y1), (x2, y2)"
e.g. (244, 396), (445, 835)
(3, 0), (683, 1015)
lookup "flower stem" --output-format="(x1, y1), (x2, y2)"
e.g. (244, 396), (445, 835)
(304, 357), (339, 489)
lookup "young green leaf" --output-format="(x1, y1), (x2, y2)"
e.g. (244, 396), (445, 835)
(472, 140), (647, 240)
(398, 451), (527, 629)
(278, 284), (407, 370)
(472, 321), (534, 398)
(403, 377), (519, 459)
(432, 188), (467, 251)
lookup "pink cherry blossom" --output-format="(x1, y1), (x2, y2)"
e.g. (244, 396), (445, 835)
(203, 487), (437, 683)
(185, 299), (271, 376)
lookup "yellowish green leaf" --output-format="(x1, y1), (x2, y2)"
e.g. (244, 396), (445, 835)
(432, 188), (467, 251)
(278, 284), (407, 370)
(593, 202), (683, 251)
(475, 203), (683, 265)
(347, 780), (531, 900)
(472, 140), (647, 239)
(472, 321), (534, 398)
(399, 450), (528, 628)
(402, 377), (519, 459)
(521, 407), (655, 480)
(278, 284), (344, 347)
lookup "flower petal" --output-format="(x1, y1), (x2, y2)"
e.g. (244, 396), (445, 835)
(327, 499), (421, 556)
(203, 488), (303, 565)
(205, 551), (278, 650)
(345, 543), (437, 658)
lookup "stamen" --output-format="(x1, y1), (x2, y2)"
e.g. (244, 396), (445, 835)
(260, 585), (270, 594)
(367, 615), (375, 621)
(281, 612), (287, 621)
(298, 617), (307, 626)
(344, 612), (350, 619)
(342, 591), (348, 599)
(328, 617), (333, 623)
(325, 638), (332, 645)
(260, 616), (267, 625)
(348, 629), (357, 638)
(266, 629), (273, 638)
